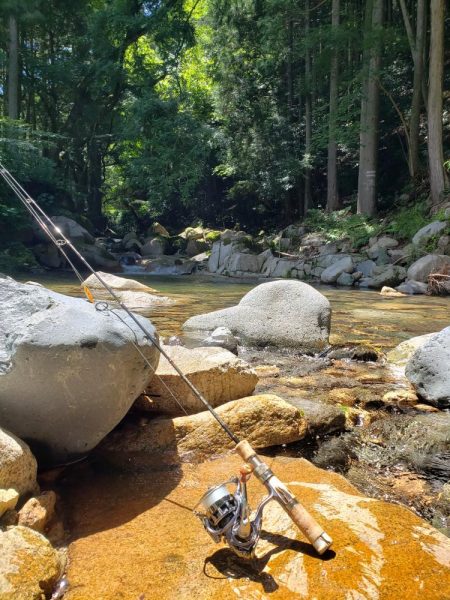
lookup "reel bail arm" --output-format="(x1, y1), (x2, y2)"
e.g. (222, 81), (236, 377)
(235, 440), (333, 555)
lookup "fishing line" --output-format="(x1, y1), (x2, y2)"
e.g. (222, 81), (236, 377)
(0, 161), (333, 558)
(0, 161), (238, 441)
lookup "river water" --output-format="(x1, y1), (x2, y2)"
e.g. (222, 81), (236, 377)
(29, 273), (449, 598)
(25, 272), (450, 347)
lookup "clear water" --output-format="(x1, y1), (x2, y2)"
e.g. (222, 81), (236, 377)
(23, 273), (450, 348)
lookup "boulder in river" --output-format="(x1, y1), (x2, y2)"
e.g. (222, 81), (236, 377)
(183, 280), (331, 351)
(102, 394), (307, 463)
(201, 327), (239, 353)
(386, 332), (437, 368)
(320, 256), (353, 284)
(406, 254), (450, 282)
(82, 271), (157, 293)
(0, 276), (159, 465)
(405, 326), (450, 408)
(139, 345), (258, 415)
(396, 279), (428, 295)
(81, 271), (173, 309)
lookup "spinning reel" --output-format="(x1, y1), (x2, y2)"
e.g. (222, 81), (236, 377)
(194, 465), (268, 559)
(194, 440), (333, 560)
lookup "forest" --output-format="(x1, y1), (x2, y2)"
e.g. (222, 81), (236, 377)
(0, 0), (448, 248)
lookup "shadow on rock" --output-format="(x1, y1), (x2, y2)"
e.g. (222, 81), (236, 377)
(55, 415), (182, 541)
(203, 530), (335, 594)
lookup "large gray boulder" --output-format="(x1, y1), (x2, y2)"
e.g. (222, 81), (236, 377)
(183, 280), (331, 350)
(386, 332), (437, 368)
(320, 256), (353, 283)
(407, 254), (450, 282)
(0, 277), (159, 465)
(396, 280), (428, 295)
(405, 327), (450, 408)
(51, 215), (94, 244)
(412, 221), (447, 246)
(369, 264), (406, 288)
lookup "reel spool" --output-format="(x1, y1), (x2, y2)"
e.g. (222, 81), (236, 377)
(194, 468), (271, 560)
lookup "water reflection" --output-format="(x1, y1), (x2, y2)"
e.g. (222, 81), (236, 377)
(24, 273), (450, 349)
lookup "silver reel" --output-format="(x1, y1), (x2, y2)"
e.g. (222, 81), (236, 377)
(193, 467), (272, 559)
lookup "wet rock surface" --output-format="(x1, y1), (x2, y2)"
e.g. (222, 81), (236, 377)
(60, 453), (450, 600)
(405, 326), (450, 408)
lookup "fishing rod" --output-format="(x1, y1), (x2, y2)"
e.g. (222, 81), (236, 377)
(0, 161), (333, 558)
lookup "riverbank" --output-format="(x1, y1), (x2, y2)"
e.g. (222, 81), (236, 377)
(4, 206), (450, 295)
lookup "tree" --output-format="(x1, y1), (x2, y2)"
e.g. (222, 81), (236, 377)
(427, 0), (448, 207)
(7, 13), (19, 119)
(357, 0), (383, 216)
(326, 0), (340, 212)
(396, 0), (426, 180)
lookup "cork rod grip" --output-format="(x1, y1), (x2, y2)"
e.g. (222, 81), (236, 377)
(235, 440), (333, 555)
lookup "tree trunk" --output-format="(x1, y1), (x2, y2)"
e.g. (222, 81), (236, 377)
(304, 0), (312, 212)
(8, 15), (19, 120)
(427, 0), (447, 207)
(326, 0), (340, 212)
(408, 0), (426, 180)
(397, 0), (426, 179)
(357, 0), (383, 216)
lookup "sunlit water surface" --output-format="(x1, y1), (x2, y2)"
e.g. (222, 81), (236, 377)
(24, 273), (450, 348)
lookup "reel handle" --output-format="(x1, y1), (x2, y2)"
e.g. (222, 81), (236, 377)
(235, 440), (332, 555)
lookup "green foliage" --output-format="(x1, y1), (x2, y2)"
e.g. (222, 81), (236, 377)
(205, 230), (221, 243)
(384, 203), (429, 241)
(304, 209), (382, 249)
(0, 243), (39, 273)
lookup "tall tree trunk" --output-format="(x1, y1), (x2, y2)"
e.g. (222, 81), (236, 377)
(427, 0), (447, 207)
(357, 0), (383, 216)
(397, 0), (426, 179)
(326, 0), (340, 212)
(409, 0), (426, 180)
(304, 0), (312, 213)
(8, 15), (19, 120)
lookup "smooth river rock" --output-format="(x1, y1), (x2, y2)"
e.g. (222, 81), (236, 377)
(405, 326), (450, 408)
(0, 526), (62, 599)
(183, 280), (331, 350)
(320, 256), (353, 284)
(139, 345), (258, 416)
(104, 394), (307, 464)
(386, 332), (437, 368)
(82, 271), (157, 293)
(0, 427), (37, 496)
(63, 453), (450, 600)
(407, 254), (450, 282)
(0, 277), (159, 465)
(81, 272), (173, 308)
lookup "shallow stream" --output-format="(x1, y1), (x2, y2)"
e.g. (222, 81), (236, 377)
(25, 272), (450, 347)
(28, 273), (450, 597)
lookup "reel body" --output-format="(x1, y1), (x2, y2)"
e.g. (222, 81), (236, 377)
(194, 470), (270, 559)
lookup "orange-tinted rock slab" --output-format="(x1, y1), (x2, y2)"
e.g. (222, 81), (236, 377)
(62, 455), (450, 600)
